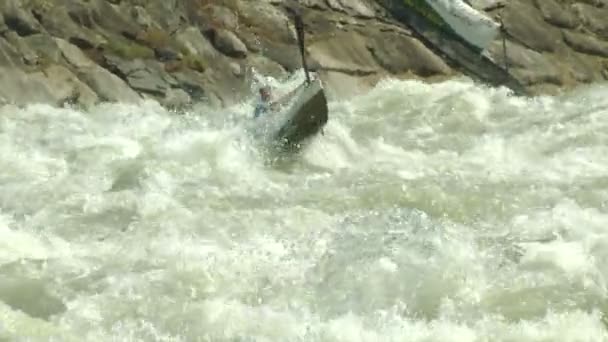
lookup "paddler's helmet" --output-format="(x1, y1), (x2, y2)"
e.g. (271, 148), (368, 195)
(258, 85), (271, 100)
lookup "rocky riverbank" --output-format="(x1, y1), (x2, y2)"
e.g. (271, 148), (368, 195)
(0, 0), (607, 110)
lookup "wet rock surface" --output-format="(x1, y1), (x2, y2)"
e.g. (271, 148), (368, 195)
(0, 0), (606, 109)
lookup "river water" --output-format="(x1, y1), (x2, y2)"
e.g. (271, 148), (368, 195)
(1, 76), (608, 341)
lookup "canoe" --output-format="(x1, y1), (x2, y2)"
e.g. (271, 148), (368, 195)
(271, 78), (328, 152)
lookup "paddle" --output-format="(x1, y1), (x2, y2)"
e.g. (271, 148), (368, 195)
(286, 3), (311, 85)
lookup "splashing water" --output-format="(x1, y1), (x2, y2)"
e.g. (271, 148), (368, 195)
(1, 75), (608, 341)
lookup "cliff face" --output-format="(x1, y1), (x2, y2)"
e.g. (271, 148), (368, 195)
(0, 0), (606, 109)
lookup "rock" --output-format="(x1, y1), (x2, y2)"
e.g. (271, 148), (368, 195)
(564, 52), (598, 83)
(571, 3), (608, 38)
(21, 33), (63, 64)
(205, 5), (239, 30)
(366, 30), (451, 77)
(487, 40), (562, 86)
(207, 28), (248, 59)
(90, 0), (140, 39)
(0, 37), (22, 66)
(0, 67), (57, 106)
(134, 0), (184, 31)
(176, 26), (219, 60)
(78, 66), (142, 103)
(230, 61), (242, 77)
(308, 30), (379, 75)
(34, 5), (106, 49)
(104, 56), (179, 97)
(32, 64), (99, 108)
(534, 0), (578, 29)
(3, 31), (41, 66)
(318, 70), (383, 99)
(246, 54), (286, 79)
(235, 1), (294, 44)
(502, 1), (563, 52)
(255, 37), (302, 72)
(162, 88), (191, 110)
(0, 0), (43, 36)
(170, 71), (206, 102)
(0, 61), (98, 107)
(54, 38), (141, 103)
(54, 38), (95, 69)
(563, 30), (608, 57)
(130, 6), (156, 29)
(326, 0), (376, 18)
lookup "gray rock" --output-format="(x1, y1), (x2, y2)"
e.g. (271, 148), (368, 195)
(206, 5), (239, 30)
(0, 36), (23, 66)
(502, 1), (563, 53)
(104, 56), (178, 96)
(564, 53), (598, 83)
(171, 71), (207, 101)
(487, 41), (562, 86)
(208, 28), (248, 59)
(246, 54), (286, 79)
(308, 30), (379, 75)
(176, 27), (219, 60)
(130, 6), (156, 29)
(3, 31), (39, 66)
(326, 0), (376, 18)
(230, 61), (242, 77)
(54, 38), (95, 69)
(571, 3), (608, 38)
(0, 67), (56, 106)
(90, 0), (140, 39)
(162, 88), (191, 110)
(78, 66), (142, 103)
(235, 1), (293, 44)
(534, 0), (578, 29)
(367, 30), (451, 77)
(54, 38), (141, 103)
(33, 5), (106, 49)
(563, 30), (608, 57)
(21, 33), (63, 64)
(31, 64), (99, 108)
(0, 0), (43, 36)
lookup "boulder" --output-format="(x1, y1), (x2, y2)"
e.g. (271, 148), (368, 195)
(176, 26), (219, 60)
(0, 0), (43, 36)
(54, 38), (141, 103)
(162, 88), (192, 110)
(205, 5), (239, 30)
(0, 36), (24, 66)
(31, 64), (99, 108)
(235, 1), (294, 44)
(487, 40), (562, 86)
(246, 54), (287, 79)
(502, 1), (564, 53)
(325, 0), (376, 18)
(21, 33), (63, 64)
(563, 30), (608, 57)
(207, 28), (248, 59)
(534, 0), (578, 29)
(366, 30), (451, 77)
(308, 30), (379, 75)
(104, 56), (177, 97)
(571, 3), (608, 38)
(0, 67), (56, 105)
(33, 5), (106, 49)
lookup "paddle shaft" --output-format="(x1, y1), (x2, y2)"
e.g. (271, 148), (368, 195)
(292, 10), (311, 84)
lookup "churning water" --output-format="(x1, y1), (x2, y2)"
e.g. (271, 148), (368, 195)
(1, 75), (608, 341)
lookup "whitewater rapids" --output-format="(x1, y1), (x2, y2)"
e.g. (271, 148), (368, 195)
(1, 75), (608, 341)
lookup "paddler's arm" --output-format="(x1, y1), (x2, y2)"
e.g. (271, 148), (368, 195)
(273, 83), (307, 106)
